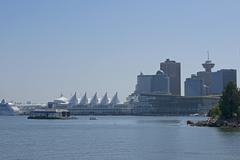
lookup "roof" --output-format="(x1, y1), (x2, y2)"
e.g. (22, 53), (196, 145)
(54, 94), (69, 104)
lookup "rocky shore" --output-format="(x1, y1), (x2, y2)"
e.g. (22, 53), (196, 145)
(187, 118), (240, 128)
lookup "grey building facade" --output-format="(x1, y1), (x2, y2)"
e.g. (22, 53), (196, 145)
(185, 58), (237, 96)
(211, 69), (237, 94)
(185, 75), (207, 97)
(135, 73), (152, 94)
(160, 59), (181, 96)
(130, 93), (220, 116)
(135, 71), (170, 95)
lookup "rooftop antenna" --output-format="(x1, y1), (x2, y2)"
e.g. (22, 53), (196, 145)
(207, 50), (210, 60)
(202, 50), (214, 72)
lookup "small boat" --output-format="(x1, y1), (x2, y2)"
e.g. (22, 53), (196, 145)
(89, 117), (97, 120)
(28, 109), (71, 119)
(190, 113), (200, 117)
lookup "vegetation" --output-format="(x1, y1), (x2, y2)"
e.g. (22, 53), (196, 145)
(208, 105), (221, 118)
(189, 82), (240, 128)
(209, 81), (240, 120)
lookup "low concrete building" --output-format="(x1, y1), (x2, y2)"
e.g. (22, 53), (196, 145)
(68, 104), (132, 115)
(129, 93), (220, 116)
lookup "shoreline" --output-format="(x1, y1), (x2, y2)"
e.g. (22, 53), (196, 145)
(187, 118), (240, 128)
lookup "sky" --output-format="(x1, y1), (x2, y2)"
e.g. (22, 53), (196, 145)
(0, 0), (240, 103)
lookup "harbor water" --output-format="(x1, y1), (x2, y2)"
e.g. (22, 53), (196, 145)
(0, 116), (240, 160)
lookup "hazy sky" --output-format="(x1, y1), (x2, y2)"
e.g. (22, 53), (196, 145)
(1, 0), (240, 103)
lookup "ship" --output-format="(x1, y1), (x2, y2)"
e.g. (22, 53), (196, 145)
(0, 99), (20, 116)
(28, 109), (71, 119)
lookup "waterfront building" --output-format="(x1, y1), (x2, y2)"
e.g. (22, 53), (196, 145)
(128, 93), (219, 116)
(100, 93), (110, 105)
(135, 73), (152, 94)
(211, 69), (237, 95)
(185, 58), (214, 96)
(90, 93), (99, 106)
(110, 92), (120, 105)
(48, 94), (69, 109)
(68, 103), (131, 115)
(67, 92), (127, 115)
(195, 58), (215, 93)
(135, 71), (170, 95)
(151, 70), (170, 94)
(185, 57), (237, 96)
(53, 94), (69, 104)
(45, 92), (125, 115)
(69, 92), (78, 107)
(80, 93), (88, 105)
(185, 75), (207, 97)
(160, 59), (181, 96)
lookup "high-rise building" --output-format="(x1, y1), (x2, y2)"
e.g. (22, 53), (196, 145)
(160, 59), (181, 96)
(195, 58), (215, 93)
(185, 74), (208, 97)
(135, 73), (152, 94)
(211, 69), (237, 94)
(202, 58), (215, 73)
(151, 70), (170, 94)
(135, 71), (170, 94)
(185, 57), (237, 96)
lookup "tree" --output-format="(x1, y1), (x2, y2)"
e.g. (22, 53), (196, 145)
(208, 105), (221, 118)
(219, 81), (240, 119)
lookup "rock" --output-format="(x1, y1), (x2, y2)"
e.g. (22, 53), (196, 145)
(187, 120), (194, 125)
(187, 118), (240, 128)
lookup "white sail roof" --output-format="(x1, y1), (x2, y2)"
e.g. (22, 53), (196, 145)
(110, 92), (120, 105)
(90, 93), (98, 106)
(54, 94), (69, 104)
(69, 92), (78, 107)
(100, 93), (109, 105)
(80, 93), (88, 105)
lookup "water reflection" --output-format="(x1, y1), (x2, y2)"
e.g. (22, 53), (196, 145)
(138, 119), (181, 124)
(217, 127), (240, 133)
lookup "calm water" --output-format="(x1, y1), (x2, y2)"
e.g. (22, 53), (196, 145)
(0, 116), (240, 160)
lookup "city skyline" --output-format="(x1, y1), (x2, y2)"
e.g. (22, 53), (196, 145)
(1, 1), (240, 102)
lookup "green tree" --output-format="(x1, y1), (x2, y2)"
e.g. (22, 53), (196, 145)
(208, 105), (221, 118)
(219, 81), (240, 119)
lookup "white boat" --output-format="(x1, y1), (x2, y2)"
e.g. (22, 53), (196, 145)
(190, 113), (200, 117)
(0, 99), (19, 116)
